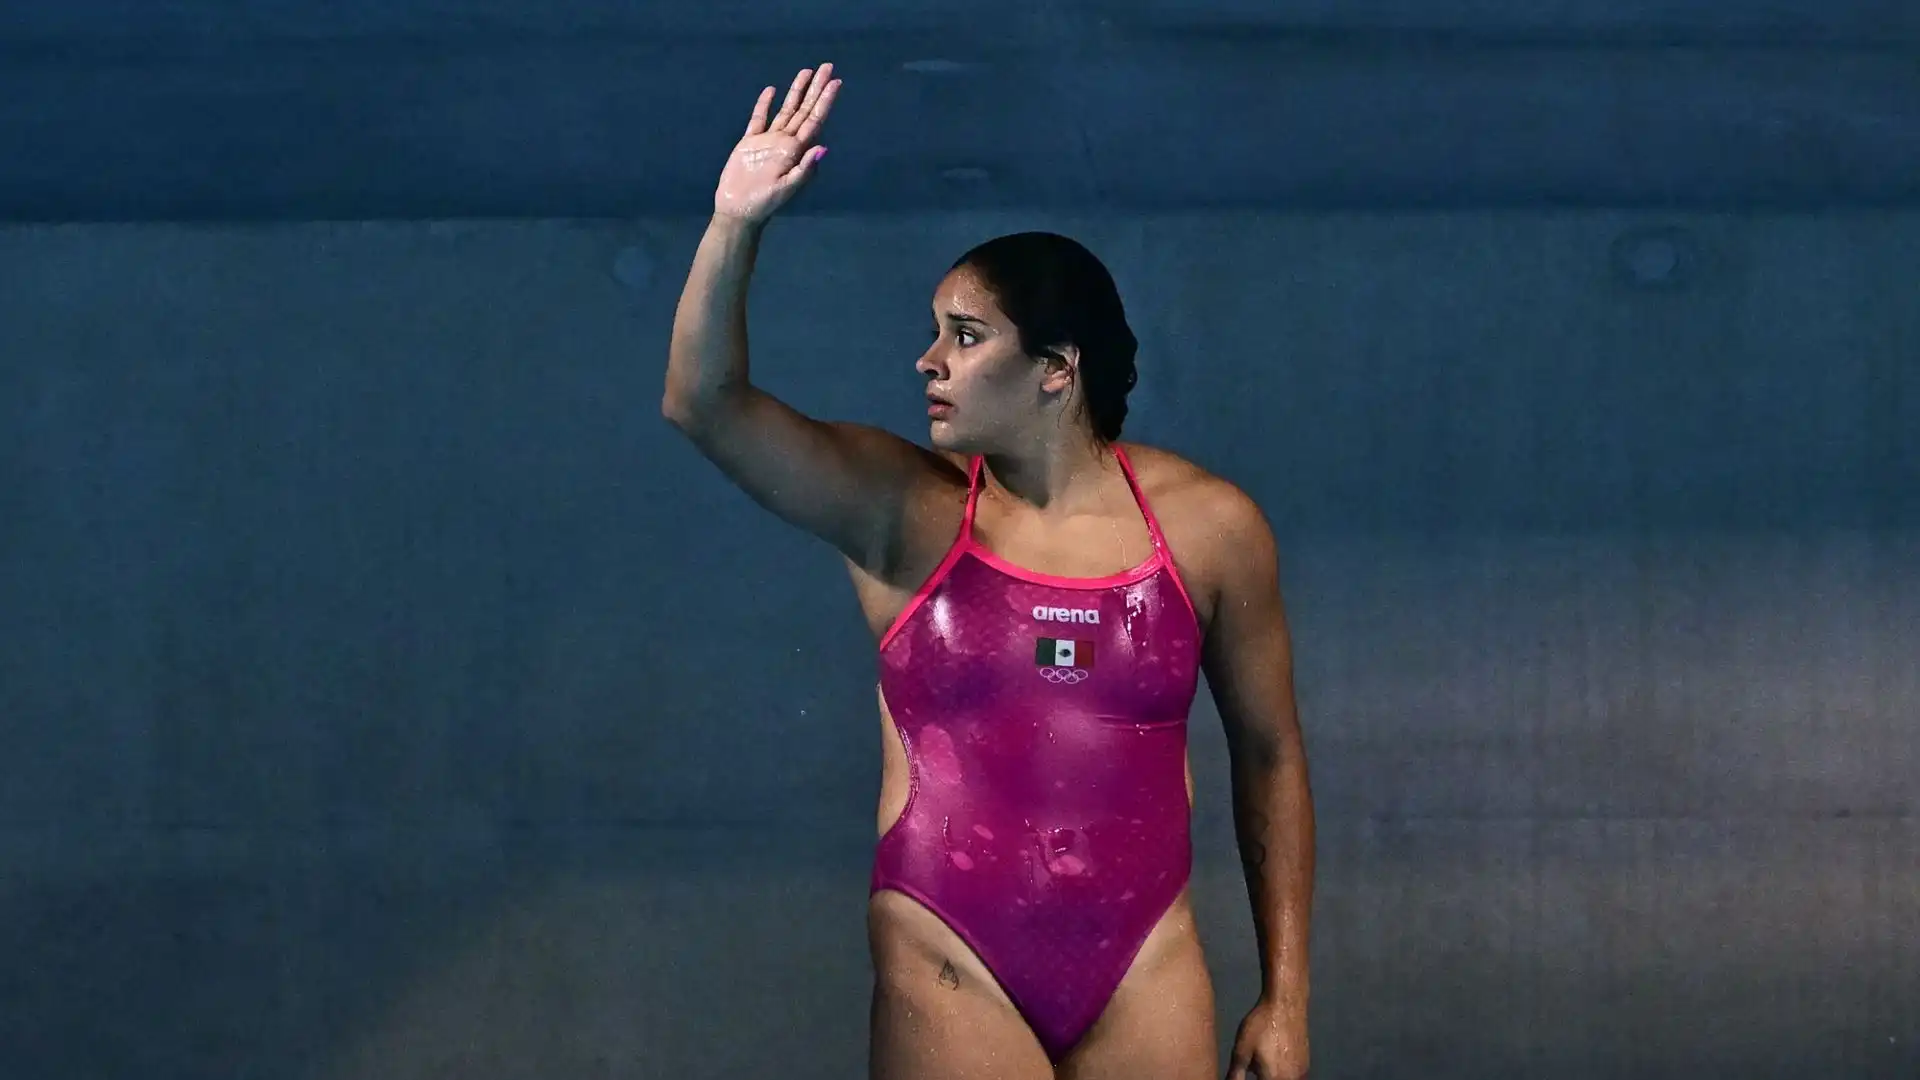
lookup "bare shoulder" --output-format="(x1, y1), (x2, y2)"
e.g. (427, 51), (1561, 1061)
(1120, 442), (1272, 549)
(1121, 441), (1267, 626)
(839, 435), (972, 625)
(829, 421), (968, 478)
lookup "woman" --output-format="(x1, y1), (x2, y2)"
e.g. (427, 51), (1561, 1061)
(662, 64), (1314, 1080)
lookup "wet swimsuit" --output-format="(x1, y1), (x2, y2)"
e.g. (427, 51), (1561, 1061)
(871, 447), (1203, 1061)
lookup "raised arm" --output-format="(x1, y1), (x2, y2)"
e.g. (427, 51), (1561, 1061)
(662, 65), (952, 578)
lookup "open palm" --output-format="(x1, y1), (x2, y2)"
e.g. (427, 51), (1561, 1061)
(714, 64), (840, 223)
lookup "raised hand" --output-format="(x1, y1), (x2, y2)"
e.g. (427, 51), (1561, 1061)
(713, 64), (841, 224)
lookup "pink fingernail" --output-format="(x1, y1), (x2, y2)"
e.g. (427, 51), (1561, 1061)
(814, 147), (829, 161)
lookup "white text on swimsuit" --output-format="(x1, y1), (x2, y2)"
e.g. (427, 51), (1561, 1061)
(1032, 606), (1101, 625)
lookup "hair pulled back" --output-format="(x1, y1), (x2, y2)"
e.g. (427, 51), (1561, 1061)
(952, 232), (1139, 442)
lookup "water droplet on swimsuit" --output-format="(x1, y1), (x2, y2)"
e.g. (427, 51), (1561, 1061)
(950, 851), (975, 871)
(1097, 938), (1112, 950)
(972, 824), (995, 840)
(1047, 854), (1087, 876)
(1119, 890), (1136, 901)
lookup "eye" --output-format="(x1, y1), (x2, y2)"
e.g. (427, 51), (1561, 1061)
(956, 328), (979, 346)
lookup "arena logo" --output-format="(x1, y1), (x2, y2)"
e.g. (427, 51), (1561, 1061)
(1032, 605), (1100, 626)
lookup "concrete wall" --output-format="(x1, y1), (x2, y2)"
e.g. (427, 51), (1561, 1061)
(1, 213), (1914, 1078)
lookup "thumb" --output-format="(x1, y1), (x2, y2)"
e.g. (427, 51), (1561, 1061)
(1225, 1052), (1252, 1080)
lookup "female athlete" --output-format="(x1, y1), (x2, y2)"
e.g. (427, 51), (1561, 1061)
(662, 64), (1314, 1080)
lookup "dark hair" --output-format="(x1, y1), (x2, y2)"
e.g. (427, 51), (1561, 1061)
(952, 232), (1139, 442)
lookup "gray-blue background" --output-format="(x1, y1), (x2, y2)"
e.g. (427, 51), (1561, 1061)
(2, 212), (1914, 1077)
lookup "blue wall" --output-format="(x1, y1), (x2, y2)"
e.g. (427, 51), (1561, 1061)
(1, 213), (1914, 1077)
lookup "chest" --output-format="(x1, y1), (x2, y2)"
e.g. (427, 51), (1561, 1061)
(882, 555), (1203, 724)
(967, 490), (1157, 581)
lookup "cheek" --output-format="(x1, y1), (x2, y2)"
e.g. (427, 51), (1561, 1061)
(959, 351), (1032, 403)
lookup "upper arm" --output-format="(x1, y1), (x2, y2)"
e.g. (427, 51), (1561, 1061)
(1198, 489), (1301, 753)
(664, 384), (959, 579)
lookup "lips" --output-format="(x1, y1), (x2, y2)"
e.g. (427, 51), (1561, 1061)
(926, 390), (954, 418)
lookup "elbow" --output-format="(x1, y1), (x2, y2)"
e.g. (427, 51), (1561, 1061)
(660, 389), (696, 431)
(1227, 723), (1291, 771)
(660, 376), (713, 433)
(1241, 735), (1286, 772)
(660, 380), (741, 439)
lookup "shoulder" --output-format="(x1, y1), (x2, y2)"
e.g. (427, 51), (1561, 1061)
(1118, 442), (1277, 589)
(1121, 442), (1271, 541)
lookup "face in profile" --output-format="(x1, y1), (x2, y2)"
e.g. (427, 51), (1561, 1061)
(916, 264), (1071, 454)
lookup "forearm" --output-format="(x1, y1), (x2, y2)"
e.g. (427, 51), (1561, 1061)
(1231, 729), (1314, 1006)
(663, 214), (764, 423)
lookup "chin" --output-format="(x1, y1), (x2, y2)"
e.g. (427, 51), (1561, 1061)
(927, 420), (976, 455)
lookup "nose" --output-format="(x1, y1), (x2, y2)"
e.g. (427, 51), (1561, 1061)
(915, 345), (946, 381)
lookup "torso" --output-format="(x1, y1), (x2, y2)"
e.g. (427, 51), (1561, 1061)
(848, 443), (1226, 1060)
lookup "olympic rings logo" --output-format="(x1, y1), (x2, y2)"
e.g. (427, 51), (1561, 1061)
(1038, 667), (1091, 685)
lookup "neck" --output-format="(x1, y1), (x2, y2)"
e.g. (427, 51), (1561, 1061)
(979, 428), (1116, 511)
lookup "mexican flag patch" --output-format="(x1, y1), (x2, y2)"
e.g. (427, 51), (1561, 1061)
(1034, 637), (1095, 670)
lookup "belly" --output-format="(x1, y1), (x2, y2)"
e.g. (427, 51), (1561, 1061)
(872, 684), (1196, 844)
(867, 688), (1197, 1038)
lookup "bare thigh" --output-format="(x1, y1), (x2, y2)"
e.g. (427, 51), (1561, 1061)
(1057, 898), (1219, 1080)
(868, 891), (1054, 1080)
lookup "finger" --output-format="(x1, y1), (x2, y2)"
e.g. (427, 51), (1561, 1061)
(1225, 1051), (1253, 1080)
(742, 86), (775, 137)
(773, 145), (828, 194)
(770, 68), (812, 130)
(792, 78), (840, 144)
(783, 62), (833, 134)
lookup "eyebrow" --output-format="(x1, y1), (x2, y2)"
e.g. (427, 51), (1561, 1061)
(939, 311), (986, 326)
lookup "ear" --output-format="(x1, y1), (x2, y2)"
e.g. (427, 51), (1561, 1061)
(1036, 343), (1080, 397)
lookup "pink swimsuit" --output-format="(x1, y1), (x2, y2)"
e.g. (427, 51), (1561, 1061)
(871, 447), (1203, 1061)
